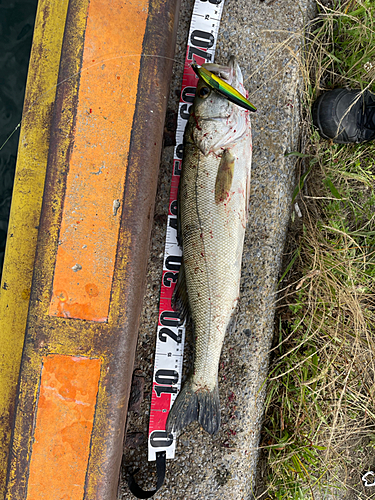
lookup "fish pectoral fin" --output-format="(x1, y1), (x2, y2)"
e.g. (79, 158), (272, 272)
(172, 260), (189, 324)
(215, 149), (235, 204)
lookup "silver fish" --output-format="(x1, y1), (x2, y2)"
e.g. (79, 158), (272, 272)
(166, 56), (252, 435)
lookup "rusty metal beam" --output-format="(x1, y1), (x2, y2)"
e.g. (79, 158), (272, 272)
(4, 0), (180, 498)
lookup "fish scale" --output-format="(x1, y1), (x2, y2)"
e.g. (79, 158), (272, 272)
(166, 56), (252, 436)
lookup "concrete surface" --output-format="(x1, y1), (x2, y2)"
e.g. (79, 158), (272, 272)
(119, 0), (316, 498)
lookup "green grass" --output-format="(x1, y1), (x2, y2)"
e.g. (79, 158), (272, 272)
(260, 1), (375, 498)
(307, 0), (375, 93)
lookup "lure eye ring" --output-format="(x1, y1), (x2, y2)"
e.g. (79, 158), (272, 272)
(198, 86), (211, 99)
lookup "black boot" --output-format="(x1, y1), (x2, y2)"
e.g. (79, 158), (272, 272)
(312, 89), (375, 144)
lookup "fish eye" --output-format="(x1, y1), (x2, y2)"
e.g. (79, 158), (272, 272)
(198, 86), (211, 98)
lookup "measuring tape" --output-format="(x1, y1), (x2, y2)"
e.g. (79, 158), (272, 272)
(148, 0), (225, 462)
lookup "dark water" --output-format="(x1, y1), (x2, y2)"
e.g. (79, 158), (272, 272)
(0, 0), (38, 276)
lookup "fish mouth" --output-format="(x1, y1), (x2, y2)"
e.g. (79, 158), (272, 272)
(197, 57), (256, 113)
(202, 56), (240, 87)
(226, 55), (240, 86)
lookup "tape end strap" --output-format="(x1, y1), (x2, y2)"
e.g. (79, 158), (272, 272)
(127, 451), (166, 499)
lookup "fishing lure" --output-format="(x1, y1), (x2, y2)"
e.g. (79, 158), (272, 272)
(192, 62), (257, 112)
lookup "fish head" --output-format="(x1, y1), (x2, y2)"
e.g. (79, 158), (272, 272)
(191, 56), (249, 155)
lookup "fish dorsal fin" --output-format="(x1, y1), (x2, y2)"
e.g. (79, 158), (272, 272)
(215, 149), (235, 204)
(172, 260), (189, 324)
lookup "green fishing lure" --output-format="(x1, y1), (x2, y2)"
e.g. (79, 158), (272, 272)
(192, 63), (257, 112)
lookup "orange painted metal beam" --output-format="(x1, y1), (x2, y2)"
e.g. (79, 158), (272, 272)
(27, 355), (102, 500)
(49, 0), (148, 323)
(4, 0), (180, 498)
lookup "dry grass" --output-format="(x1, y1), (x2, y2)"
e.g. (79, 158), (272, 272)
(258, 1), (375, 498)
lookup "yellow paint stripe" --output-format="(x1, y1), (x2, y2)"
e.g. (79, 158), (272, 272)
(49, 0), (149, 322)
(0, 0), (69, 492)
(26, 355), (101, 499)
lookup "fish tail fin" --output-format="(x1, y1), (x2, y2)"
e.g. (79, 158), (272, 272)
(166, 379), (220, 435)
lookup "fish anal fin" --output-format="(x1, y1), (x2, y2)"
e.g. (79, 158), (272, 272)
(215, 149), (235, 204)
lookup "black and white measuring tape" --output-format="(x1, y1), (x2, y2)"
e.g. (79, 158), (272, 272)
(128, 0), (225, 497)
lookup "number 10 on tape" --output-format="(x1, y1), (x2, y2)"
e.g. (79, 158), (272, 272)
(148, 0), (224, 461)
